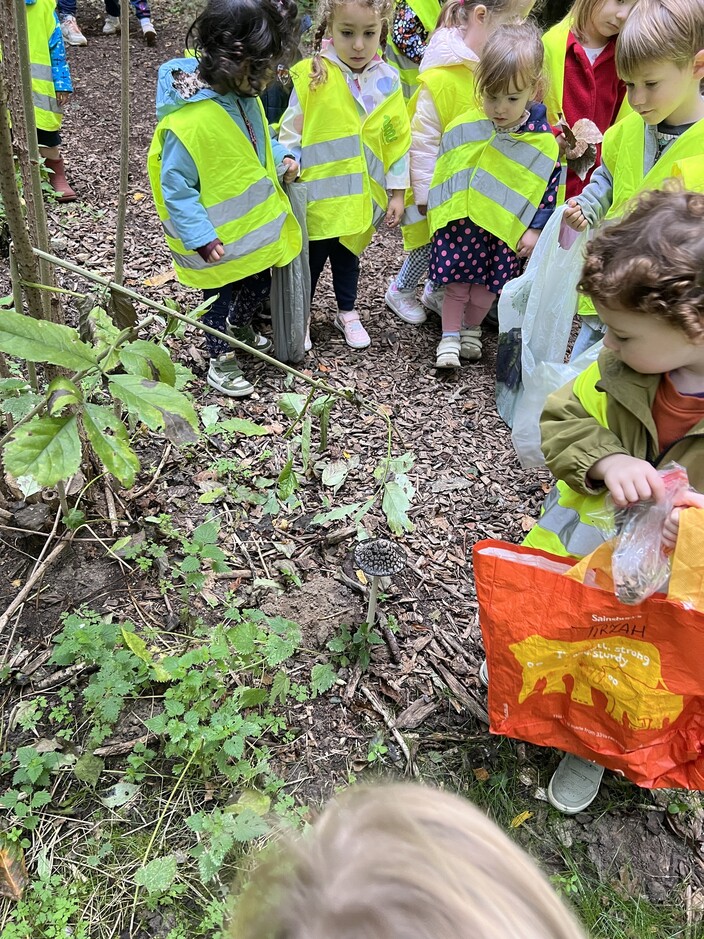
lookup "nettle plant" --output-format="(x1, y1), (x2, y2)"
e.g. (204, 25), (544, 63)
(0, 297), (199, 492)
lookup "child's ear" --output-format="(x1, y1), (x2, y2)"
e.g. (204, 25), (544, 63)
(693, 49), (704, 80)
(472, 4), (488, 23)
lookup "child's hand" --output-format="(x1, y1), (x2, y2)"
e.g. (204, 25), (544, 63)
(385, 190), (405, 228)
(589, 454), (666, 507)
(56, 91), (71, 107)
(564, 199), (588, 232)
(282, 157), (299, 183)
(516, 228), (540, 260)
(662, 491), (704, 549)
(418, 204), (427, 216)
(555, 132), (569, 154)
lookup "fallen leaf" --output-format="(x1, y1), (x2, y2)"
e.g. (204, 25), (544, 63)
(132, 191), (146, 201)
(510, 811), (534, 828)
(355, 569), (368, 586)
(473, 767), (490, 781)
(520, 515), (536, 532)
(144, 269), (177, 288)
(0, 836), (28, 901)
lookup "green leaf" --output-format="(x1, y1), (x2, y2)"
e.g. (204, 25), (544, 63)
(199, 404), (220, 429)
(85, 307), (121, 373)
(120, 627), (171, 682)
(193, 519), (219, 545)
(216, 417), (270, 437)
(73, 753), (104, 787)
(109, 290), (138, 330)
(227, 789), (271, 817)
(119, 340), (176, 387)
(46, 377), (82, 416)
(0, 310), (97, 371)
(310, 663), (337, 697)
(277, 456), (297, 500)
(312, 502), (363, 525)
(0, 389), (43, 422)
(4, 415), (81, 487)
(278, 393), (307, 420)
(230, 808), (269, 842)
(99, 782), (141, 808)
(382, 477), (415, 535)
(269, 670), (291, 706)
(134, 855), (178, 894)
(264, 633), (296, 667)
(109, 375), (199, 445)
(83, 404), (140, 488)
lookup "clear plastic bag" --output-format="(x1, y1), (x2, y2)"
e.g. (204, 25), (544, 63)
(599, 463), (692, 605)
(494, 204), (589, 467)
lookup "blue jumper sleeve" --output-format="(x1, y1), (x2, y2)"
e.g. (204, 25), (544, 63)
(49, 12), (73, 92)
(160, 132), (217, 250)
(529, 161), (562, 229)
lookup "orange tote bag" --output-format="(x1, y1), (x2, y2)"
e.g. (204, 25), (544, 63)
(473, 508), (704, 790)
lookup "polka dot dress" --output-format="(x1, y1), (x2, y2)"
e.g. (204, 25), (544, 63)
(429, 105), (560, 295)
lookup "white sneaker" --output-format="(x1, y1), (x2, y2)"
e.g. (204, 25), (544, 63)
(460, 326), (483, 361)
(435, 335), (461, 369)
(102, 14), (120, 33)
(140, 18), (157, 44)
(384, 281), (426, 325)
(421, 280), (444, 317)
(60, 14), (87, 45)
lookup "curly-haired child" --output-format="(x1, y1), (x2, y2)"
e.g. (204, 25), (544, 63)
(230, 783), (589, 939)
(147, 0), (302, 397)
(278, 0), (412, 350)
(513, 188), (704, 813)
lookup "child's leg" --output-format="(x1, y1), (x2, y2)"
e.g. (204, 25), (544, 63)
(38, 130), (76, 202)
(308, 239), (333, 302)
(464, 284), (495, 327)
(386, 246), (429, 325)
(435, 282), (469, 369)
(328, 240), (369, 349)
(226, 271), (274, 353)
(203, 284), (254, 398)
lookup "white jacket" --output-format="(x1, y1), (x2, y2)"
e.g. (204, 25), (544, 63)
(410, 27), (479, 205)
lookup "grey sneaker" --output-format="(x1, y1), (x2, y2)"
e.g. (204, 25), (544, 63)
(226, 322), (273, 355)
(102, 14), (120, 33)
(435, 335), (461, 369)
(548, 754), (605, 814)
(207, 353), (254, 397)
(460, 326), (483, 361)
(421, 280), (444, 317)
(140, 18), (157, 44)
(60, 14), (87, 45)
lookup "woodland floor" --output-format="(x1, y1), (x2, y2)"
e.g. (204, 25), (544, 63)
(2, 3), (704, 936)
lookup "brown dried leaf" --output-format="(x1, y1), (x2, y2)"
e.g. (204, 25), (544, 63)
(0, 836), (28, 901)
(571, 118), (603, 145)
(473, 767), (490, 781)
(520, 514), (536, 532)
(144, 269), (177, 288)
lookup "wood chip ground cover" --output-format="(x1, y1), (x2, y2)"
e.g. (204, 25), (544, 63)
(1, 3), (703, 935)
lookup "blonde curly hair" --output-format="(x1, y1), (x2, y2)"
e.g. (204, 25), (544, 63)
(308, 0), (393, 87)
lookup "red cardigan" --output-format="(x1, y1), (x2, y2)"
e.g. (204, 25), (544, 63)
(561, 32), (626, 199)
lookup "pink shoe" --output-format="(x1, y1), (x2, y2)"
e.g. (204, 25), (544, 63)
(334, 311), (370, 349)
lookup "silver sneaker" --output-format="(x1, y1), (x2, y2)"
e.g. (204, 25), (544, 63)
(102, 14), (120, 33)
(421, 280), (444, 317)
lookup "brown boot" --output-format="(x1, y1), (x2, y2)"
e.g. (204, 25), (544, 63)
(44, 157), (77, 202)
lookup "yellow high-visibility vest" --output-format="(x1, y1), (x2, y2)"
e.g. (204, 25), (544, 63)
(523, 361), (610, 558)
(148, 98), (301, 289)
(385, 0), (442, 99)
(542, 17), (630, 127)
(602, 113), (704, 219)
(402, 62), (477, 251)
(291, 58), (411, 256)
(26, 0), (63, 132)
(427, 107), (560, 251)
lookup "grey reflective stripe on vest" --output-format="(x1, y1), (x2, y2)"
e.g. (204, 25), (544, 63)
(470, 168), (538, 227)
(401, 204), (425, 225)
(535, 487), (607, 556)
(171, 212), (288, 270)
(385, 45), (417, 98)
(301, 134), (359, 169)
(32, 90), (61, 113)
(364, 144), (387, 227)
(441, 119), (495, 154)
(306, 172), (365, 202)
(31, 62), (54, 82)
(428, 166), (474, 211)
(162, 177), (277, 240)
(490, 135), (557, 182)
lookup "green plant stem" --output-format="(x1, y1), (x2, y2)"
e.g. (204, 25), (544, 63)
(114, 0), (130, 284)
(56, 480), (70, 517)
(9, 249), (39, 394)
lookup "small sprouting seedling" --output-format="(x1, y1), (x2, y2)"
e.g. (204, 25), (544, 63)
(366, 734), (388, 764)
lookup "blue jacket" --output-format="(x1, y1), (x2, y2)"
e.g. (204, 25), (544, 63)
(26, 0), (73, 93)
(156, 57), (293, 251)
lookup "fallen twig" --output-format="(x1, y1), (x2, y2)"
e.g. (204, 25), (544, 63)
(360, 684), (419, 776)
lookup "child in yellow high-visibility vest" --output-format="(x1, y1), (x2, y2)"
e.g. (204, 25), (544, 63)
(278, 0), (411, 351)
(25, 0), (76, 201)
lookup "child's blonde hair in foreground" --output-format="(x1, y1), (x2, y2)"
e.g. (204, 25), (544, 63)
(231, 783), (588, 939)
(616, 0), (704, 76)
(474, 20), (546, 99)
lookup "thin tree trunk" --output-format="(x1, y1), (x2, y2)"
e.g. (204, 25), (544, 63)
(114, 0), (130, 284)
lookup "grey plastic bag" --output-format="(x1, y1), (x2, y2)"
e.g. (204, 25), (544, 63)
(271, 177), (310, 363)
